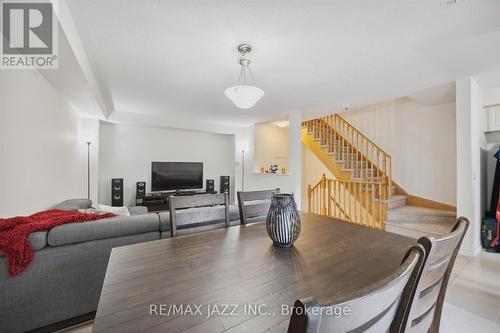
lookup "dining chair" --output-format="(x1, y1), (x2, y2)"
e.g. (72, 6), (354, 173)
(169, 193), (229, 237)
(237, 188), (280, 225)
(287, 245), (425, 333)
(393, 217), (469, 333)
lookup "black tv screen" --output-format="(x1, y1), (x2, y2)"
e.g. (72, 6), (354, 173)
(151, 162), (203, 191)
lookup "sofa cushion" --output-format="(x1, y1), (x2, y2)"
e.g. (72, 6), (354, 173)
(0, 231), (47, 257)
(30, 231), (48, 251)
(128, 206), (149, 216)
(47, 213), (160, 247)
(158, 212), (170, 232)
(96, 204), (130, 216)
(53, 199), (92, 211)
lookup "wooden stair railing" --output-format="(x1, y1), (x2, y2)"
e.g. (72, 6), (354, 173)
(308, 174), (385, 229)
(303, 115), (392, 200)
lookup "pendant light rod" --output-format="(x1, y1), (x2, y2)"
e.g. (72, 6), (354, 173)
(224, 43), (265, 109)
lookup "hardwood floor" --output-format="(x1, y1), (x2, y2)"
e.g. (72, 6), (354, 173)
(61, 252), (500, 333)
(92, 213), (415, 332)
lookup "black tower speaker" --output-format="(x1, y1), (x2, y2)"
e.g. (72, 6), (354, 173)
(206, 179), (215, 193)
(111, 178), (124, 207)
(220, 176), (230, 201)
(136, 181), (146, 204)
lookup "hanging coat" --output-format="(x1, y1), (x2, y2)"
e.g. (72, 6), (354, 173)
(489, 146), (500, 216)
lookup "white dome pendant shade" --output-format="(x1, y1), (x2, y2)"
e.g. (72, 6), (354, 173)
(224, 85), (265, 109)
(225, 44), (264, 110)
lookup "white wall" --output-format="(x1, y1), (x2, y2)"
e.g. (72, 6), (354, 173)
(484, 86), (500, 107)
(340, 97), (457, 206)
(0, 71), (87, 217)
(456, 77), (486, 257)
(235, 126), (294, 192)
(233, 111), (303, 209)
(289, 111), (303, 210)
(253, 123), (289, 172)
(98, 122), (236, 206)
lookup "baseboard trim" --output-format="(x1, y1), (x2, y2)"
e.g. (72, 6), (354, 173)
(27, 312), (95, 333)
(393, 182), (456, 212)
(459, 245), (482, 257)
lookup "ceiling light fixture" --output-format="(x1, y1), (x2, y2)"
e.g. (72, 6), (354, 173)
(274, 120), (289, 128)
(224, 44), (264, 109)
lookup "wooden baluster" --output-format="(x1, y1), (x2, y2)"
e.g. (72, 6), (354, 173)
(327, 179), (332, 217)
(344, 124), (348, 167)
(344, 123), (348, 164)
(336, 181), (340, 219)
(311, 188), (314, 213)
(317, 185), (320, 215)
(360, 135), (363, 179)
(361, 138), (365, 181)
(354, 132), (360, 179)
(315, 188), (318, 214)
(343, 182), (347, 222)
(347, 182), (350, 221)
(321, 174), (326, 215)
(356, 182), (360, 224)
(308, 185), (312, 213)
(321, 121), (326, 145)
(333, 180), (336, 218)
(311, 187), (313, 213)
(387, 157), (392, 199)
(376, 150), (380, 180)
(367, 145), (370, 180)
(339, 181), (343, 220)
(371, 181), (375, 228)
(371, 146), (375, 183)
(350, 128), (354, 169)
(378, 183), (382, 229)
(363, 180), (366, 226)
(337, 180), (340, 220)
(338, 181), (341, 220)
(340, 122), (344, 162)
(367, 140), (370, 181)
(335, 123), (339, 157)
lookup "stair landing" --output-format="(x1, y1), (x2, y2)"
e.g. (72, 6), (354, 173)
(384, 205), (456, 239)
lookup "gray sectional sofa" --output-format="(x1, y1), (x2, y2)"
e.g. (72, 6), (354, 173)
(0, 199), (241, 333)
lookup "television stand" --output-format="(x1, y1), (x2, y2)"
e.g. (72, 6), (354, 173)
(138, 190), (217, 212)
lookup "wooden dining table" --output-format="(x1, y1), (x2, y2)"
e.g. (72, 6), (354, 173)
(92, 213), (415, 333)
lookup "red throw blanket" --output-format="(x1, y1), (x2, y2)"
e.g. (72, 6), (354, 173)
(0, 209), (115, 277)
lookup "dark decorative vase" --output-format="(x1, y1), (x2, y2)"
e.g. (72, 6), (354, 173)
(266, 194), (301, 247)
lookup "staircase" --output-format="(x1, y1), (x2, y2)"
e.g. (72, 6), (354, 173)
(302, 114), (456, 238)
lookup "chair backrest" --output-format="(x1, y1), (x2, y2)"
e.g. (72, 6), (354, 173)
(395, 217), (469, 333)
(288, 245), (424, 333)
(169, 193), (229, 237)
(237, 188), (280, 225)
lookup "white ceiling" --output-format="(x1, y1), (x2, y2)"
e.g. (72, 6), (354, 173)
(65, 0), (500, 127)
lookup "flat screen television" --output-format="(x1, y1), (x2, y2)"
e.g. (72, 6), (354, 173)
(151, 162), (203, 191)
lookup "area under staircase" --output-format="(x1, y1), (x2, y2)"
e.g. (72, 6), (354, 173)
(302, 114), (456, 238)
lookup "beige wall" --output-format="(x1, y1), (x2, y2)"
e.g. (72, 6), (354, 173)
(340, 97), (456, 206)
(253, 123), (289, 172)
(301, 144), (334, 210)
